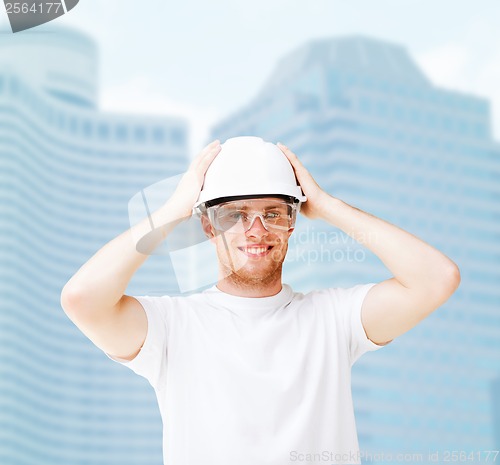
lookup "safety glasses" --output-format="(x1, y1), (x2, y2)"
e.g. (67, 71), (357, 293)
(207, 199), (297, 233)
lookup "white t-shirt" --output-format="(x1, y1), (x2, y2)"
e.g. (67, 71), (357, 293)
(106, 283), (385, 465)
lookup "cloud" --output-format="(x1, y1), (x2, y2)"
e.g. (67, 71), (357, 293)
(416, 42), (500, 140)
(416, 44), (469, 89)
(100, 75), (221, 156)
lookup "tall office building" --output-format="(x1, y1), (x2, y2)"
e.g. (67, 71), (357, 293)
(0, 27), (188, 464)
(212, 37), (500, 458)
(492, 375), (500, 449)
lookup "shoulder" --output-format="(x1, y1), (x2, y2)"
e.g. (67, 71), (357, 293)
(132, 291), (206, 317)
(134, 289), (207, 306)
(327, 282), (377, 301)
(296, 283), (377, 309)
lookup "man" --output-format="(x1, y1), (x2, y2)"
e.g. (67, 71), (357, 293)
(61, 136), (460, 465)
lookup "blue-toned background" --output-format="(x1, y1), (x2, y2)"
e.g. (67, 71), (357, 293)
(1, 1), (499, 464)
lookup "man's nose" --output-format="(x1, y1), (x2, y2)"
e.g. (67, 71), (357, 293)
(245, 215), (269, 234)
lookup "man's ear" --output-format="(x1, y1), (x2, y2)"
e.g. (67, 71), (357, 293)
(201, 214), (215, 239)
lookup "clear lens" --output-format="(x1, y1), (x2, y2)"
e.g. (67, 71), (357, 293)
(209, 200), (296, 232)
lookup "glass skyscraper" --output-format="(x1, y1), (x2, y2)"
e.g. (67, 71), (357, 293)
(1, 27), (187, 464)
(212, 36), (500, 460)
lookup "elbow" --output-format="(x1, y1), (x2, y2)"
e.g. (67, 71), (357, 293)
(436, 262), (461, 301)
(447, 262), (461, 292)
(61, 284), (121, 325)
(60, 283), (85, 318)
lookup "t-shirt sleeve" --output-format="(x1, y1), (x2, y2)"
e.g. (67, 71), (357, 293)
(104, 295), (169, 389)
(329, 282), (388, 366)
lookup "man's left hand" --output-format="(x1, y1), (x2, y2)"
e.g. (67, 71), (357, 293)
(277, 142), (329, 220)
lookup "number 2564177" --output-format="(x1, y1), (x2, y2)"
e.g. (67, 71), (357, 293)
(5, 3), (63, 14)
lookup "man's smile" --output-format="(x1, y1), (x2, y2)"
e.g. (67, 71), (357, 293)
(237, 245), (275, 257)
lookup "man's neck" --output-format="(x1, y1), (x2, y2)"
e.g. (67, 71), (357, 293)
(216, 275), (283, 298)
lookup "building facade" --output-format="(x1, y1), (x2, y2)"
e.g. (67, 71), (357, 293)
(0, 27), (187, 465)
(212, 36), (500, 459)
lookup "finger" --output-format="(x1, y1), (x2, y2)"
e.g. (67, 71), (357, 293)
(277, 142), (298, 158)
(196, 142), (221, 174)
(189, 139), (221, 171)
(277, 142), (293, 157)
(277, 142), (308, 177)
(192, 139), (220, 164)
(277, 142), (321, 196)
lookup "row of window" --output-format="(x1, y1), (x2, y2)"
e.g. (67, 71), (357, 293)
(328, 71), (488, 115)
(358, 96), (488, 138)
(215, 67), (487, 134)
(225, 101), (490, 156)
(3, 133), (184, 186)
(1, 75), (186, 146)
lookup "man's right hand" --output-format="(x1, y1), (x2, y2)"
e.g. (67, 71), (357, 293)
(167, 139), (221, 220)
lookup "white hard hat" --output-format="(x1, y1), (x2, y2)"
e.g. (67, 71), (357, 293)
(194, 136), (306, 211)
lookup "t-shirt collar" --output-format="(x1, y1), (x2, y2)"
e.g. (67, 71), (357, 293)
(203, 283), (294, 313)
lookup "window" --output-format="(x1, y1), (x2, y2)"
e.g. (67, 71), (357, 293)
(83, 120), (92, 137)
(57, 112), (65, 129)
(9, 77), (18, 95)
(98, 123), (109, 140)
(410, 108), (422, 124)
(295, 93), (319, 112)
(474, 123), (486, 138)
(152, 127), (165, 144)
(392, 105), (404, 121)
(170, 128), (185, 146)
(116, 125), (128, 141)
(376, 100), (388, 118)
(359, 97), (372, 114)
(457, 119), (469, 136)
(69, 117), (78, 133)
(442, 116), (453, 132)
(426, 112), (437, 129)
(135, 126), (146, 142)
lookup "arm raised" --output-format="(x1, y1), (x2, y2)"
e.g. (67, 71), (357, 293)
(61, 140), (222, 360)
(277, 142), (461, 345)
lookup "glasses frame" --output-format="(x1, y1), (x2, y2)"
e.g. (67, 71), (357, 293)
(206, 199), (298, 233)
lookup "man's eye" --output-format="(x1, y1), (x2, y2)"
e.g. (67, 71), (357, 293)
(264, 212), (280, 220)
(229, 211), (247, 221)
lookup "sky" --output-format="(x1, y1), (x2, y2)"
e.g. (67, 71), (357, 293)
(2, 0), (500, 153)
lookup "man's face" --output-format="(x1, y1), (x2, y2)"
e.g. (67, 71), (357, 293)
(201, 197), (296, 287)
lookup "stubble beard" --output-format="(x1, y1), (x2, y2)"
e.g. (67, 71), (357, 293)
(218, 243), (288, 291)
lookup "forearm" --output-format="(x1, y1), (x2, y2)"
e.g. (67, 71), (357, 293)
(318, 193), (460, 292)
(62, 200), (185, 311)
